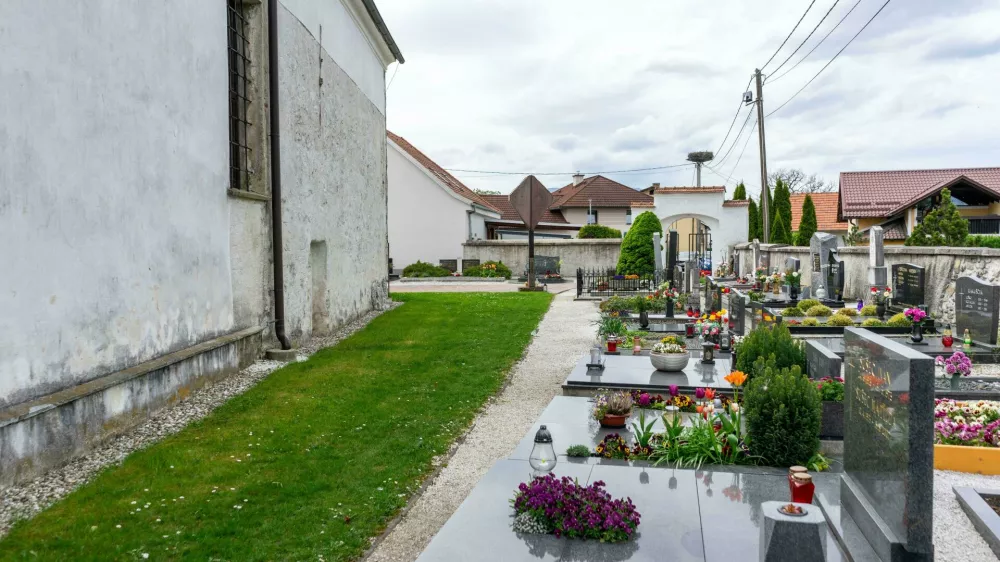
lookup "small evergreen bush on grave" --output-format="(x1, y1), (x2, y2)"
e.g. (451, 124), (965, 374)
(861, 318), (884, 327)
(835, 308), (858, 317)
(802, 318), (819, 327)
(860, 304), (878, 316)
(797, 299), (821, 311)
(805, 304), (832, 317)
(403, 261), (452, 278)
(734, 324), (806, 380)
(578, 224), (622, 239)
(886, 312), (912, 327)
(744, 356), (821, 467)
(826, 314), (854, 327)
(566, 444), (591, 457)
(781, 306), (803, 317)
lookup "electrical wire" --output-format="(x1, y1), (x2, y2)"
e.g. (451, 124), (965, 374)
(767, 0), (892, 118)
(443, 162), (693, 176)
(726, 120), (758, 183)
(713, 109), (754, 170)
(386, 62), (400, 90)
(767, 0), (866, 84)
(713, 76), (754, 157)
(760, 0), (819, 71)
(767, 0), (842, 79)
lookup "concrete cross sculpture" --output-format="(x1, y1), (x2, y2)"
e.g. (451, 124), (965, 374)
(509, 176), (553, 290)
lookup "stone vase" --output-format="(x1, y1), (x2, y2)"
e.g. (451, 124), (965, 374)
(664, 297), (674, 318)
(950, 375), (961, 390)
(639, 310), (649, 328)
(876, 304), (886, 321)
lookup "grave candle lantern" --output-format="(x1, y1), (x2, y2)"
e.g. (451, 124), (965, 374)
(685, 324), (695, 338)
(963, 329), (972, 348)
(942, 325), (953, 348)
(529, 425), (556, 475)
(701, 342), (715, 364)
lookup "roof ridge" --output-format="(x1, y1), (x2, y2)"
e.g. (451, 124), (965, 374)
(841, 166), (1000, 176)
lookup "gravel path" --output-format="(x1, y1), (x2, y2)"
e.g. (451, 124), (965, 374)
(934, 470), (1000, 561)
(365, 291), (598, 562)
(0, 303), (396, 537)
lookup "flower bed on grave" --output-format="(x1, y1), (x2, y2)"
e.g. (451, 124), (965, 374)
(933, 398), (1000, 474)
(511, 474), (641, 542)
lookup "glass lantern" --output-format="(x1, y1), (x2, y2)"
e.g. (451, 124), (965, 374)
(701, 342), (715, 364)
(529, 425), (556, 475)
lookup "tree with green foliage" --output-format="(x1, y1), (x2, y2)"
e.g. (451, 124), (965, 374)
(770, 210), (792, 244)
(733, 182), (747, 200)
(747, 198), (760, 241)
(771, 179), (792, 243)
(616, 211), (663, 275)
(578, 224), (622, 239)
(744, 356), (821, 467)
(905, 188), (969, 247)
(795, 194), (817, 246)
(843, 223), (862, 246)
(759, 183), (772, 241)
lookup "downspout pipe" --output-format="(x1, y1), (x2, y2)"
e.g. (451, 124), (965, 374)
(267, 0), (291, 350)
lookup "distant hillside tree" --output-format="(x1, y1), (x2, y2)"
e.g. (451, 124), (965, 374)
(795, 194), (817, 246)
(905, 188), (969, 247)
(616, 211), (663, 275)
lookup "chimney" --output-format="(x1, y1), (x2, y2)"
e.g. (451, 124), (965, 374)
(572, 172), (584, 186)
(652, 183), (660, 189)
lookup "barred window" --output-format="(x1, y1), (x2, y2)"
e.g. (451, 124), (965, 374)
(228, 0), (252, 191)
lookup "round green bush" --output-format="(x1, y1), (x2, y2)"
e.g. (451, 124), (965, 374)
(734, 324), (806, 380)
(616, 211), (662, 275)
(797, 299), (821, 311)
(826, 314), (854, 327)
(744, 357), (821, 467)
(886, 312), (912, 327)
(600, 296), (632, 313)
(403, 261), (452, 278)
(805, 305), (832, 317)
(861, 318), (884, 327)
(782, 306), (803, 317)
(578, 224), (622, 239)
(860, 305), (877, 316)
(802, 318), (819, 327)
(566, 444), (591, 457)
(835, 308), (858, 317)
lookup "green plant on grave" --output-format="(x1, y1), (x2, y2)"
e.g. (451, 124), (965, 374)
(631, 410), (658, 449)
(600, 296), (633, 313)
(826, 314), (854, 327)
(796, 299), (821, 311)
(463, 260), (513, 279)
(816, 377), (845, 402)
(734, 324), (806, 380)
(802, 318), (819, 327)
(566, 444), (592, 457)
(835, 308), (858, 317)
(402, 260), (452, 278)
(616, 211), (663, 275)
(861, 318), (885, 327)
(808, 452), (831, 472)
(805, 304), (832, 317)
(594, 314), (628, 338)
(860, 304), (878, 316)
(886, 312), (912, 328)
(782, 306), (804, 317)
(744, 356), (821, 467)
(577, 224), (623, 239)
(630, 295), (655, 313)
(905, 187), (969, 247)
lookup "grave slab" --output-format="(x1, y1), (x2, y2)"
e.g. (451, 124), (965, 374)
(563, 354), (734, 396)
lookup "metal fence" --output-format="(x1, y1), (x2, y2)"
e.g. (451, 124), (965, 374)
(576, 268), (670, 298)
(969, 216), (1000, 235)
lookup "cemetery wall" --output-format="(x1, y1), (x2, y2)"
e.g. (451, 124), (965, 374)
(463, 239), (622, 275)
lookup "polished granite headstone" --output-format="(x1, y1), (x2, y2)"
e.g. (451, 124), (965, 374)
(439, 259), (458, 273)
(806, 339), (842, 380)
(731, 292), (747, 335)
(955, 275), (1000, 346)
(810, 232), (840, 298)
(891, 264), (926, 309)
(563, 353), (734, 395)
(836, 328), (934, 562)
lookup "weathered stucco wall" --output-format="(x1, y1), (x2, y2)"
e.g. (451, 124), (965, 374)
(463, 240), (621, 274)
(0, 0), (234, 408)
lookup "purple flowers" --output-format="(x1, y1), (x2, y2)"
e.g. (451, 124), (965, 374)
(511, 474), (641, 542)
(695, 388), (706, 400)
(934, 398), (1000, 447)
(937, 351), (973, 378)
(669, 385), (679, 397)
(904, 307), (927, 323)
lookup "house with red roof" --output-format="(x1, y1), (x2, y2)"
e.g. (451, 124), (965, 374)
(790, 192), (849, 237)
(838, 167), (1000, 243)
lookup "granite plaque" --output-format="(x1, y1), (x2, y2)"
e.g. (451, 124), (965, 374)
(462, 259), (480, 271)
(535, 255), (560, 275)
(667, 230), (679, 283)
(841, 328), (934, 562)
(812, 254), (821, 273)
(829, 257), (845, 300)
(653, 233), (663, 271)
(439, 259), (458, 273)
(955, 276), (1000, 346)
(892, 264), (926, 309)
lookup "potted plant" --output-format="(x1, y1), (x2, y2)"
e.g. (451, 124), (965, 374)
(786, 270), (801, 300)
(650, 336), (689, 371)
(936, 351), (973, 390)
(904, 307), (927, 343)
(592, 390), (633, 428)
(594, 314), (627, 353)
(769, 272), (784, 295)
(871, 286), (891, 320)
(816, 377), (845, 439)
(754, 267), (767, 290)
(631, 295), (653, 328)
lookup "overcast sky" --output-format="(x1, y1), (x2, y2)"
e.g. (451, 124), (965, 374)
(377, 0), (1000, 197)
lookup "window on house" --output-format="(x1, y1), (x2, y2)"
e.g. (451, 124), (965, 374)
(228, 0), (252, 191)
(626, 209), (633, 225)
(587, 210), (598, 224)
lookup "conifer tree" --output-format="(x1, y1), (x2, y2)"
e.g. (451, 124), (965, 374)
(747, 198), (760, 241)
(905, 188), (969, 246)
(796, 194), (818, 246)
(616, 211), (663, 274)
(770, 209), (792, 245)
(733, 182), (747, 200)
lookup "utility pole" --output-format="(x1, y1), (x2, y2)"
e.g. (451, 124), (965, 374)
(754, 68), (770, 243)
(694, 161), (702, 187)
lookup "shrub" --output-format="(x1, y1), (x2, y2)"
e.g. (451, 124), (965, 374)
(816, 377), (845, 402)
(402, 260), (452, 278)
(463, 260), (512, 279)
(835, 308), (858, 317)
(805, 304), (832, 317)
(616, 211), (662, 275)
(795, 194), (817, 247)
(860, 304), (877, 316)
(566, 444), (591, 457)
(744, 356), (821, 467)
(861, 318), (884, 327)
(781, 306), (803, 317)
(802, 318), (819, 327)
(826, 314), (854, 327)
(905, 187), (969, 247)
(797, 299), (821, 311)
(968, 235), (1000, 249)
(600, 296), (633, 313)
(578, 224), (623, 239)
(886, 312), (912, 327)
(734, 324), (806, 380)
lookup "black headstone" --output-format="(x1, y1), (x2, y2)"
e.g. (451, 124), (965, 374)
(439, 259), (458, 273)
(839, 328), (934, 562)
(730, 292), (746, 334)
(667, 231), (679, 284)
(891, 264), (926, 309)
(829, 257), (845, 300)
(955, 276), (1000, 345)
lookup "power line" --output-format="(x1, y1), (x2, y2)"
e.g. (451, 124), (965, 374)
(727, 120), (758, 183)
(767, 0), (866, 84)
(386, 62), (401, 90)
(760, 0), (819, 71)
(713, 109), (754, 170)
(443, 162), (693, 176)
(767, 0), (892, 118)
(713, 76), (754, 157)
(767, 0), (842, 79)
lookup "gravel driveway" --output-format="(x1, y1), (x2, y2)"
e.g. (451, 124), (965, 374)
(365, 291), (599, 562)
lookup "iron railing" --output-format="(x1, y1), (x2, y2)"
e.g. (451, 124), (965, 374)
(576, 268), (670, 298)
(968, 216), (1000, 235)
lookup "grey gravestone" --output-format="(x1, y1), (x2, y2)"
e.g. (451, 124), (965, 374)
(730, 292), (746, 334)
(785, 257), (800, 272)
(439, 259), (458, 273)
(892, 264), (926, 309)
(653, 233), (663, 271)
(462, 259), (480, 271)
(955, 276), (1000, 346)
(810, 232), (839, 298)
(868, 226), (888, 288)
(759, 502), (828, 562)
(752, 239), (761, 271)
(839, 328), (934, 562)
(806, 340), (842, 381)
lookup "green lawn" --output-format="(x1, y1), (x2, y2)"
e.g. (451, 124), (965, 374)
(0, 292), (552, 561)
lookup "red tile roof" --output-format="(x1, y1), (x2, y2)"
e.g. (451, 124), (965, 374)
(550, 175), (654, 208)
(862, 219), (907, 241)
(631, 201), (656, 208)
(388, 131), (500, 213)
(790, 192), (849, 232)
(653, 186), (726, 194)
(722, 200), (750, 207)
(839, 167), (1000, 218)
(479, 194), (568, 224)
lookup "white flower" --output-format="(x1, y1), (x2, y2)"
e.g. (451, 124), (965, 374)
(142, 554), (149, 560)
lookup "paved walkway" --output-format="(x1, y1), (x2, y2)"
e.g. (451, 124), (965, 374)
(366, 291), (598, 562)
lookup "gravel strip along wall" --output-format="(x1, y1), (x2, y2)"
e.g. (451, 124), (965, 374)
(933, 470), (1000, 561)
(365, 291), (599, 562)
(0, 303), (397, 537)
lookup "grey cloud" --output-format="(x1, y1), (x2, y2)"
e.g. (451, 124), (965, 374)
(925, 38), (1000, 60)
(551, 136), (579, 152)
(478, 142), (506, 155)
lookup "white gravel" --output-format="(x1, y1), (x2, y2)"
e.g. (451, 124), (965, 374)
(934, 470), (1000, 562)
(365, 291), (598, 562)
(0, 302), (396, 538)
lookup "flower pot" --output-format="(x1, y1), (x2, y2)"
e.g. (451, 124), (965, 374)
(876, 304), (886, 321)
(790, 286), (799, 300)
(650, 351), (689, 371)
(910, 323), (923, 344)
(950, 375), (961, 390)
(639, 310), (649, 329)
(772, 284), (780, 295)
(820, 401), (844, 439)
(664, 298), (674, 318)
(600, 413), (629, 428)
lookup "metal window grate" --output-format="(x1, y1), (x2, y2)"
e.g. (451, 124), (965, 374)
(228, 0), (252, 191)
